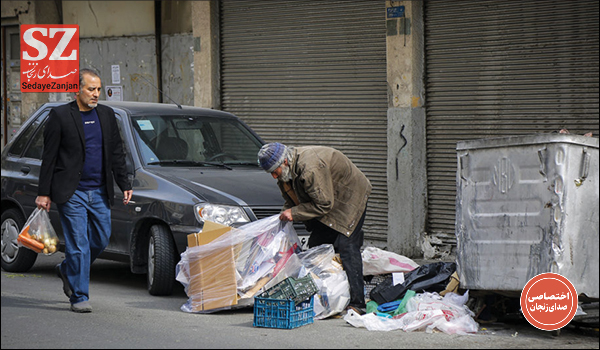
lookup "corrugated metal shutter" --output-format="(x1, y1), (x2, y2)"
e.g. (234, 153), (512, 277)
(424, 0), (600, 239)
(220, 0), (389, 239)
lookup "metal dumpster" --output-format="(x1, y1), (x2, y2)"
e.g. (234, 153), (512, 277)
(455, 134), (599, 298)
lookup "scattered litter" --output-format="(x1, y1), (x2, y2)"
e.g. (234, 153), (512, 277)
(344, 290), (479, 335)
(369, 262), (457, 305)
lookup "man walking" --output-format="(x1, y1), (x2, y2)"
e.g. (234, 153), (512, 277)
(36, 68), (133, 313)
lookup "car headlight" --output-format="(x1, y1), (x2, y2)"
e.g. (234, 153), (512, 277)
(194, 203), (250, 227)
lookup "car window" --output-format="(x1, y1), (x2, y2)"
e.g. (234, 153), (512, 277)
(8, 110), (49, 157)
(113, 111), (133, 161)
(22, 120), (47, 160)
(113, 111), (136, 179)
(130, 114), (262, 165)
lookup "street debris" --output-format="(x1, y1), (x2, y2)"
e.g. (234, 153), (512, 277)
(344, 290), (478, 335)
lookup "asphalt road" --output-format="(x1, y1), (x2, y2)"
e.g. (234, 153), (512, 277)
(1, 252), (598, 349)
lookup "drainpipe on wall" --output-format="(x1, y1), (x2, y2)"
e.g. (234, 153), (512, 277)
(155, 0), (163, 103)
(2, 26), (7, 147)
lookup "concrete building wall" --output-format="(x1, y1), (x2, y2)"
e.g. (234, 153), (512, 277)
(191, 1), (219, 109)
(78, 36), (159, 102)
(161, 1), (194, 106)
(1, 1), (60, 23)
(385, 1), (427, 257)
(162, 1), (193, 35)
(63, 1), (194, 104)
(62, 1), (154, 38)
(161, 33), (194, 106)
(62, 1), (158, 102)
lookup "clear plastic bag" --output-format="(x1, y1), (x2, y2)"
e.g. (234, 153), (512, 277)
(176, 215), (303, 313)
(175, 216), (354, 315)
(17, 208), (60, 255)
(298, 244), (350, 319)
(427, 314), (479, 335)
(236, 218), (301, 292)
(403, 291), (478, 334)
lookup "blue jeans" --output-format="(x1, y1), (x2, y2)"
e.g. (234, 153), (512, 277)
(57, 188), (111, 304)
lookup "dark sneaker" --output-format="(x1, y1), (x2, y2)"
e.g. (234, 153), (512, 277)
(70, 300), (92, 313)
(346, 305), (366, 316)
(55, 263), (72, 298)
(333, 305), (366, 318)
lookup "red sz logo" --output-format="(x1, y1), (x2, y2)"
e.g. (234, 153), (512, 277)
(20, 25), (79, 92)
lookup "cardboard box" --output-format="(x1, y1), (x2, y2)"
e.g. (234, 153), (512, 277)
(187, 221), (238, 312)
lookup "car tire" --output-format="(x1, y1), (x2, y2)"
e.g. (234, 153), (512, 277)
(1, 208), (38, 272)
(147, 224), (176, 296)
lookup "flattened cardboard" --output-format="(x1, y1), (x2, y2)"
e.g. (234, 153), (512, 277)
(187, 220), (238, 312)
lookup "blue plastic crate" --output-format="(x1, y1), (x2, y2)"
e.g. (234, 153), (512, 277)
(253, 296), (314, 329)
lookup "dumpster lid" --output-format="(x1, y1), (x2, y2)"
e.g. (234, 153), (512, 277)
(456, 133), (598, 151)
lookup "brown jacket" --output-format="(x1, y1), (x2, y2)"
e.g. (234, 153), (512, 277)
(277, 146), (371, 236)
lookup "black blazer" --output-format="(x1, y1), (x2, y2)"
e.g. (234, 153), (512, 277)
(38, 100), (132, 205)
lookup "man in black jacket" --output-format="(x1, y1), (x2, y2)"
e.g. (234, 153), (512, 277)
(35, 68), (132, 313)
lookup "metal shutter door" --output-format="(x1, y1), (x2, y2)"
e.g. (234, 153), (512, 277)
(220, 0), (389, 239)
(425, 0), (599, 240)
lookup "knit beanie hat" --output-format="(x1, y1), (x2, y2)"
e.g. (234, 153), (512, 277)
(258, 142), (288, 173)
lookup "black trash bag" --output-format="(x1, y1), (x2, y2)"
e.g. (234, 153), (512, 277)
(369, 262), (456, 305)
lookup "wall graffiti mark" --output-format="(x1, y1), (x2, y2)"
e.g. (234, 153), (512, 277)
(396, 124), (407, 180)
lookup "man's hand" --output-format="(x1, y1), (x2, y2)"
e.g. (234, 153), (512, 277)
(279, 208), (293, 222)
(122, 190), (133, 205)
(35, 196), (52, 212)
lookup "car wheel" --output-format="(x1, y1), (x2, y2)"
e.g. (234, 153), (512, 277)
(147, 224), (176, 296)
(1, 208), (38, 272)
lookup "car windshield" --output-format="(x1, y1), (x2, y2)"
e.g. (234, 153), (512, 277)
(130, 114), (263, 167)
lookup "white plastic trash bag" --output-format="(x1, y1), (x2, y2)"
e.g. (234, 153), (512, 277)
(362, 246), (419, 275)
(344, 309), (404, 332)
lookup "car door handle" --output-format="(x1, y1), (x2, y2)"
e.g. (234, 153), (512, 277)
(20, 166), (31, 174)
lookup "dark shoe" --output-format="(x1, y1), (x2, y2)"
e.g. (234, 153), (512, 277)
(70, 300), (92, 313)
(334, 305), (366, 318)
(55, 263), (72, 298)
(346, 305), (366, 316)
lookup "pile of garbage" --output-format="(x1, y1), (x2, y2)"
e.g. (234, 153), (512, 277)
(358, 249), (478, 334)
(175, 215), (351, 318)
(345, 290), (478, 334)
(175, 215), (479, 334)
